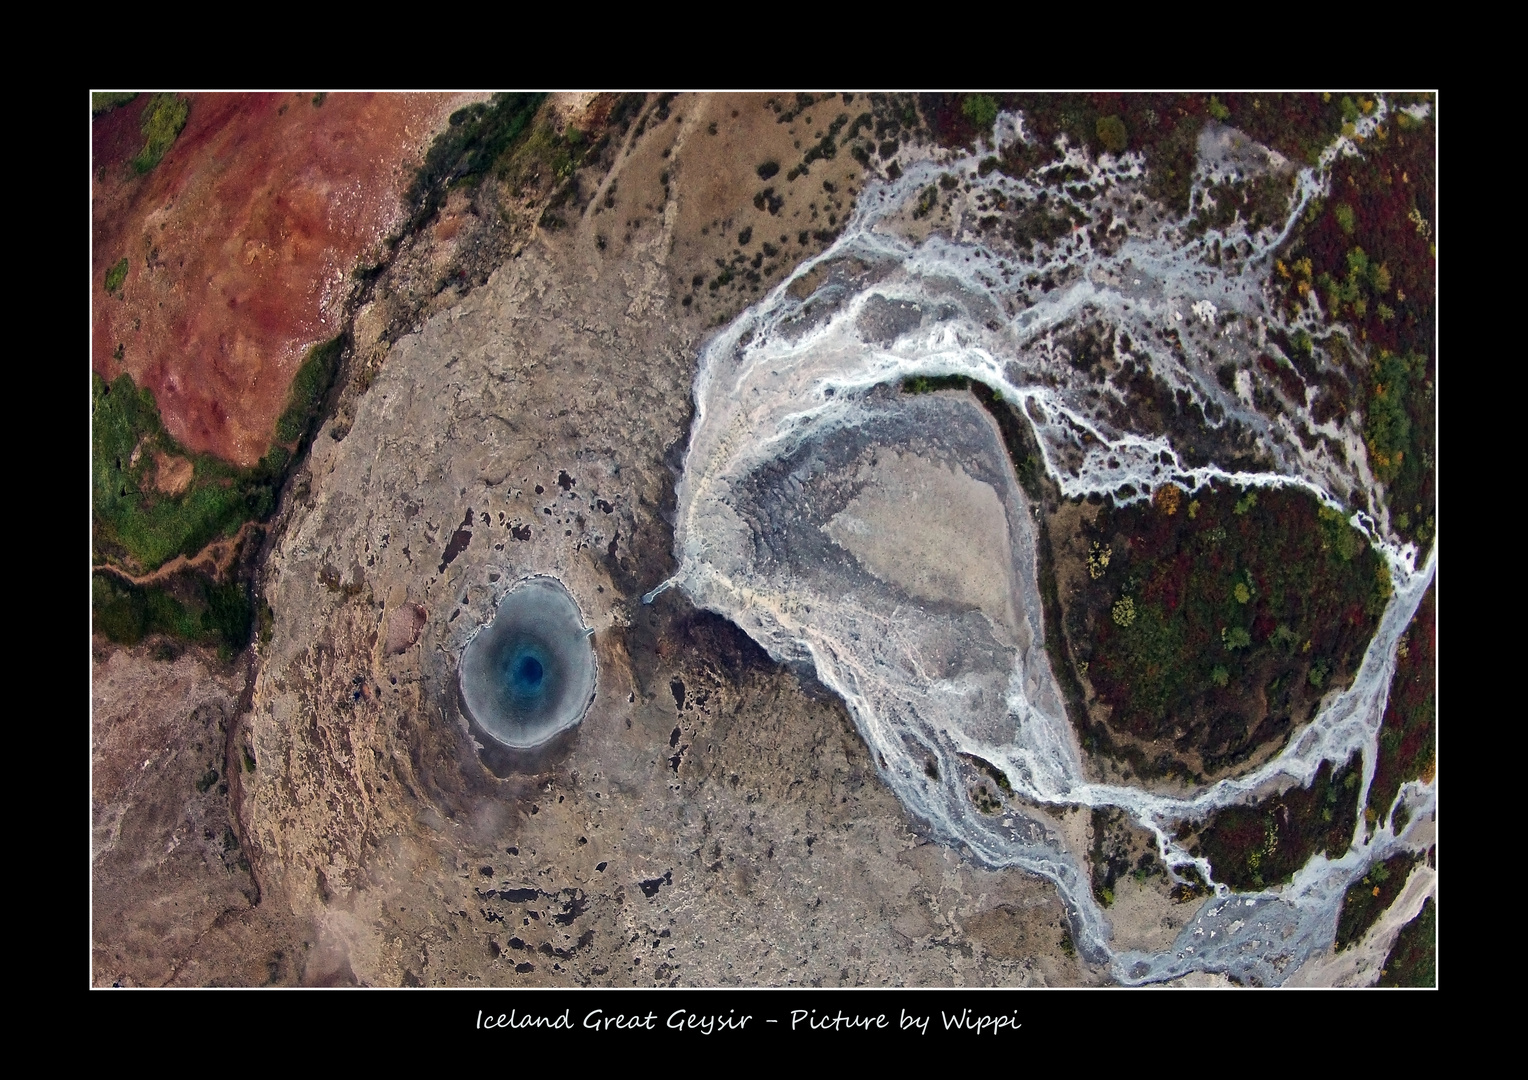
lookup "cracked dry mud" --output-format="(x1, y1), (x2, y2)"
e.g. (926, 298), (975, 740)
(93, 93), (1088, 987)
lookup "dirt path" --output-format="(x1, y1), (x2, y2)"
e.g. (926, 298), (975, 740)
(93, 520), (264, 588)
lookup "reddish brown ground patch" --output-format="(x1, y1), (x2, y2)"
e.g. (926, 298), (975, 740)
(93, 92), (480, 467)
(384, 603), (428, 656)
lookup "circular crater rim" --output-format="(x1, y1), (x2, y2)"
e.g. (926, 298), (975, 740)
(457, 574), (598, 751)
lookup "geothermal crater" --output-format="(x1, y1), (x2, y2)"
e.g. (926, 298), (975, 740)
(459, 576), (597, 750)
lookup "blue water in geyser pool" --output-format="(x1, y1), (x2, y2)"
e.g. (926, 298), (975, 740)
(511, 652), (545, 695)
(460, 577), (596, 750)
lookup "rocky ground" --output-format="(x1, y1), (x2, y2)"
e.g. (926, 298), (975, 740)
(92, 93), (1091, 987)
(91, 639), (304, 985)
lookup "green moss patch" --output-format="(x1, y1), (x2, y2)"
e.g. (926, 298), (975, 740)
(961, 94), (998, 135)
(92, 92), (138, 116)
(1377, 896), (1435, 986)
(1335, 851), (1420, 951)
(1067, 485), (1386, 775)
(273, 336), (342, 446)
(1362, 350), (1432, 546)
(407, 93), (545, 228)
(104, 257), (129, 295)
(93, 336), (342, 651)
(93, 372), (277, 573)
(1367, 583), (1435, 829)
(132, 93), (189, 174)
(1194, 752), (1361, 891)
(92, 573), (251, 658)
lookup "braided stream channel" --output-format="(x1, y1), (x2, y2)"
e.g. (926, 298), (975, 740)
(652, 101), (1435, 985)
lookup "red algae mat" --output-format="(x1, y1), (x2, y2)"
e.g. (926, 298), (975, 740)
(93, 92), (479, 467)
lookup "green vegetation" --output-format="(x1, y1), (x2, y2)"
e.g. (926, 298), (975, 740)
(1004, 197), (1083, 252)
(1090, 806), (1163, 906)
(1168, 863), (1213, 904)
(92, 574), (251, 657)
(273, 336), (342, 445)
(1335, 851), (1419, 950)
(1185, 173), (1296, 239)
(105, 257), (129, 294)
(966, 381), (1174, 782)
(801, 113), (849, 167)
(1095, 115), (1127, 154)
(1316, 246), (1392, 323)
(407, 93), (545, 226)
(969, 383), (1047, 504)
(495, 96), (645, 231)
(1317, 504), (1363, 562)
(1271, 102), (1434, 547)
(132, 94), (189, 174)
(1073, 485), (1386, 775)
(93, 337), (343, 652)
(1196, 753), (1361, 890)
(970, 784), (1002, 814)
(964, 754), (1012, 793)
(1363, 350), (1424, 487)
(507, 122), (586, 190)
(92, 360), (313, 573)
(256, 597), (275, 647)
(961, 94), (999, 134)
(1377, 897), (1435, 986)
(912, 185), (938, 219)
(93, 373), (259, 572)
(918, 94), (1349, 226)
(92, 92), (138, 116)
(989, 94), (1345, 216)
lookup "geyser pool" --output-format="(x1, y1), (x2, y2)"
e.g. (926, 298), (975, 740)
(459, 577), (596, 750)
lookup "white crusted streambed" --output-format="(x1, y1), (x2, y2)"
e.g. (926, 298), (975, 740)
(654, 100), (1435, 985)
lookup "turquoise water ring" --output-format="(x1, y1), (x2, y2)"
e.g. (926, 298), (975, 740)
(459, 576), (597, 750)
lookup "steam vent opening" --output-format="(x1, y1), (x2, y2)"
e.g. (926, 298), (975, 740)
(459, 577), (596, 750)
